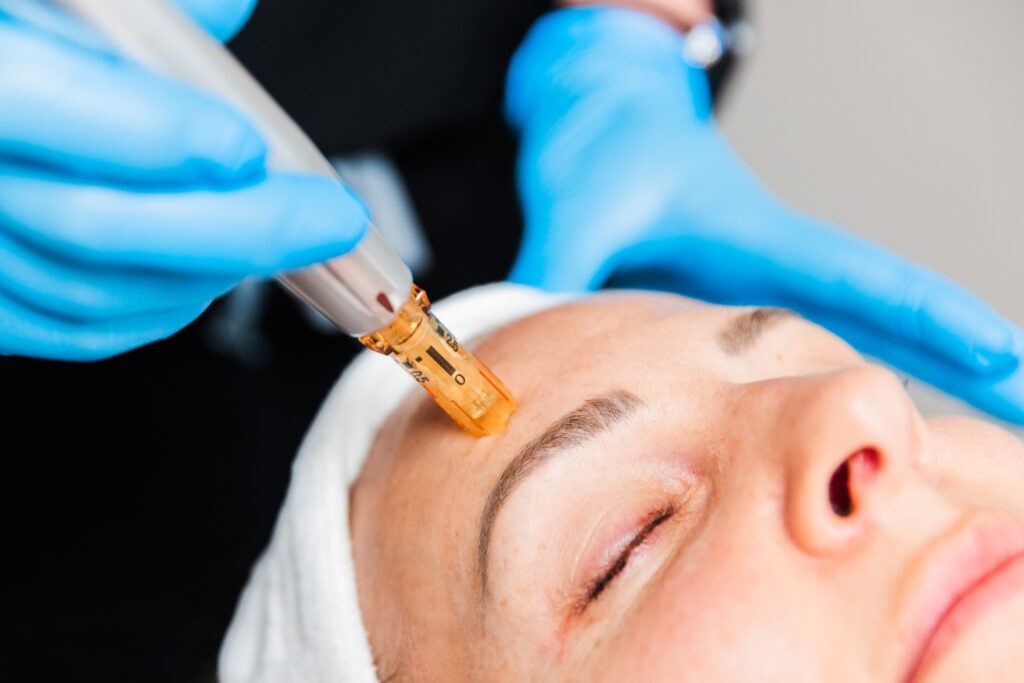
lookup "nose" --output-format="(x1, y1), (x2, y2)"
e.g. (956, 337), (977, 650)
(740, 364), (925, 557)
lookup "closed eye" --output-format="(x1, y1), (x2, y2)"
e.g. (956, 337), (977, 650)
(583, 505), (675, 607)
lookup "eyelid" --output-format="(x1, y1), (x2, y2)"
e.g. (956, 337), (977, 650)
(573, 504), (676, 613)
(559, 455), (705, 623)
(588, 506), (674, 603)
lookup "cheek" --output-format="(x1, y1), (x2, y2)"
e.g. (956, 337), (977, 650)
(925, 417), (1024, 519)
(586, 536), (828, 682)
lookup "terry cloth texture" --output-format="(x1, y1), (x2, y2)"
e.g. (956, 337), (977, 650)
(218, 282), (569, 682)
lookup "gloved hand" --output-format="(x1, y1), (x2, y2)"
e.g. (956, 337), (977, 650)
(505, 7), (1024, 423)
(0, 0), (368, 361)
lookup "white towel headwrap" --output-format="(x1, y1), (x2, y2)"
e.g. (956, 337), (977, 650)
(218, 283), (568, 683)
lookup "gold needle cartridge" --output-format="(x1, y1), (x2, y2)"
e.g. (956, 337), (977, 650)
(54, 0), (516, 436)
(359, 285), (516, 437)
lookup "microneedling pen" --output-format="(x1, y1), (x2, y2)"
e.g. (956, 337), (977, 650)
(55, 0), (515, 437)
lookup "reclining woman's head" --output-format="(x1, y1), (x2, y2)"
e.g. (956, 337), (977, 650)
(350, 290), (1024, 681)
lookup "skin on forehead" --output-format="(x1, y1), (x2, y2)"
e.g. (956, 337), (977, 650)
(349, 291), (838, 675)
(349, 291), (1024, 681)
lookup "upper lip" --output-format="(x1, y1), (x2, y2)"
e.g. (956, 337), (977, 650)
(898, 514), (1024, 682)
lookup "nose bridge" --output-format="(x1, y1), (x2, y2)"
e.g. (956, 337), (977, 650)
(736, 364), (925, 557)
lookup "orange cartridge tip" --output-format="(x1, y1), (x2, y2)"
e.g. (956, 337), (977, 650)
(359, 285), (516, 437)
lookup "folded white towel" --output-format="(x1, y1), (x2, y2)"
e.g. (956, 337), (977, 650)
(218, 283), (567, 682)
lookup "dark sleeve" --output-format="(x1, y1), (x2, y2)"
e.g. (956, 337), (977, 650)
(230, 0), (552, 155)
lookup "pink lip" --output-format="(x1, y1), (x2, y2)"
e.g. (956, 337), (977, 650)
(900, 516), (1024, 682)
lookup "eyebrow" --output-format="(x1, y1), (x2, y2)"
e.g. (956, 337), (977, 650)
(477, 390), (645, 592)
(716, 307), (795, 355)
(474, 309), (789, 593)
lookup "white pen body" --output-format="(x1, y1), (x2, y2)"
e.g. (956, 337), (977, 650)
(53, 0), (412, 336)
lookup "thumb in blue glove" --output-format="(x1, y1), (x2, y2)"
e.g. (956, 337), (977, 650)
(0, 0), (368, 361)
(505, 7), (1024, 423)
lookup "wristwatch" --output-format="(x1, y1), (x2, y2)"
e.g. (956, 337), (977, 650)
(693, 0), (752, 104)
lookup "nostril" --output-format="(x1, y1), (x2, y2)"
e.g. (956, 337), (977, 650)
(828, 461), (853, 517)
(828, 448), (880, 517)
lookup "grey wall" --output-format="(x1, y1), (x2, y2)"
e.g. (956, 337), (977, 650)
(718, 0), (1023, 425)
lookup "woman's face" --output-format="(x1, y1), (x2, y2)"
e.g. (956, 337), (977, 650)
(350, 292), (1024, 681)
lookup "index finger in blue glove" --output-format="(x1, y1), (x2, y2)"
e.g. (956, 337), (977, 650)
(0, 165), (369, 275)
(810, 305), (1024, 425)
(0, 166), (368, 276)
(0, 20), (266, 184)
(610, 207), (1020, 380)
(751, 211), (1022, 379)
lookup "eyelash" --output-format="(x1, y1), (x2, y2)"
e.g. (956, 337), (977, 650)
(584, 505), (675, 605)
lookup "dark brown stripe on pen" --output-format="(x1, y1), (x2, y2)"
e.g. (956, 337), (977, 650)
(426, 346), (455, 375)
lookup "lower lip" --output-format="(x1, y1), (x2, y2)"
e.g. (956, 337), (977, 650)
(912, 552), (1024, 680)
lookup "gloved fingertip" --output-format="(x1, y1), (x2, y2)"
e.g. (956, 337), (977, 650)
(961, 319), (1021, 378)
(171, 0), (258, 42)
(970, 349), (1019, 377)
(268, 179), (371, 270)
(971, 362), (1024, 426)
(329, 183), (372, 246)
(970, 323), (1024, 376)
(918, 284), (1022, 378)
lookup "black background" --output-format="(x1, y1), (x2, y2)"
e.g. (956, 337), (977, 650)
(2, 1), (542, 680)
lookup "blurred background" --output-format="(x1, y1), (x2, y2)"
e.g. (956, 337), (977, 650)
(719, 0), (1024, 429)
(3, 0), (1021, 681)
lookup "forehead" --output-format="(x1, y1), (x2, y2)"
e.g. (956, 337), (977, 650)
(406, 292), (725, 443)
(357, 293), (739, 529)
(477, 291), (722, 383)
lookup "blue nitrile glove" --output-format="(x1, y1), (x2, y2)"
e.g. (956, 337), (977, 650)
(505, 7), (1024, 423)
(0, 0), (368, 361)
